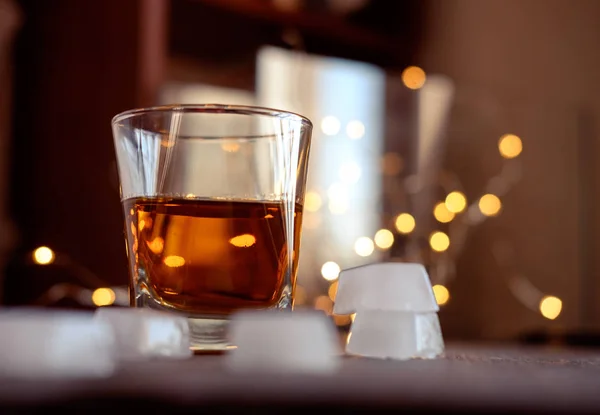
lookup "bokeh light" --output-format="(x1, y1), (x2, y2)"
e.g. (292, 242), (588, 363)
(314, 295), (333, 314)
(328, 281), (339, 302)
(478, 194), (502, 217)
(92, 288), (115, 307)
(432, 284), (450, 305)
(374, 229), (394, 249)
(33, 246), (55, 265)
(346, 120), (365, 139)
(338, 161), (362, 184)
(401, 66), (426, 90)
(445, 191), (467, 213)
(354, 237), (375, 257)
(321, 116), (341, 136)
(321, 261), (341, 281)
(539, 296), (562, 320)
(381, 152), (404, 176)
(433, 202), (455, 223)
(395, 213), (416, 234)
(429, 231), (450, 252)
(498, 134), (523, 159)
(304, 191), (322, 212)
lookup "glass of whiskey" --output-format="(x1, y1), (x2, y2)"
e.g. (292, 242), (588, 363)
(112, 104), (313, 351)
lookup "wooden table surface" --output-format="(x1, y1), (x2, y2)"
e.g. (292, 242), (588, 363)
(1, 344), (600, 414)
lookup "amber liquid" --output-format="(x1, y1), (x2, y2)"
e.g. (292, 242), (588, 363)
(123, 197), (303, 315)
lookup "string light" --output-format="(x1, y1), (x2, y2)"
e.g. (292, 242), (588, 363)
(401, 66), (426, 90)
(432, 285), (450, 305)
(33, 246), (55, 265)
(478, 194), (502, 217)
(321, 261), (341, 281)
(321, 116), (341, 136)
(395, 213), (416, 234)
(429, 231), (450, 252)
(374, 229), (394, 249)
(92, 288), (115, 307)
(445, 191), (467, 213)
(346, 120), (365, 139)
(433, 202), (455, 223)
(354, 237), (375, 257)
(381, 152), (404, 176)
(498, 134), (523, 159)
(539, 296), (562, 320)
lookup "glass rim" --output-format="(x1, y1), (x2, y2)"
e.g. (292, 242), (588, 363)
(111, 103), (313, 128)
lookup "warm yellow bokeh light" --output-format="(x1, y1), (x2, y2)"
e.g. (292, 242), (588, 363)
(429, 231), (450, 252)
(433, 202), (455, 223)
(354, 237), (375, 257)
(221, 143), (240, 153)
(321, 115), (341, 136)
(92, 288), (115, 307)
(401, 66), (426, 90)
(314, 295), (333, 314)
(374, 229), (394, 249)
(346, 120), (365, 139)
(339, 162), (362, 184)
(185, 193), (196, 199)
(395, 213), (416, 234)
(146, 237), (165, 254)
(328, 281), (339, 302)
(321, 261), (341, 281)
(432, 284), (450, 306)
(164, 255), (186, 267)
(445, 191), (467, 213)
(33, 246), (55, 265)
(498, 134), (523, 159)
(478, 194), (502, 217)
(328, 200), (348, 215)
(539, 296), (562, 320)
(229, 234), (256, 248)
(304, 192), (322, 212)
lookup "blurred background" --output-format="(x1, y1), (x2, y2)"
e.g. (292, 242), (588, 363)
(0, 0), (599, 346)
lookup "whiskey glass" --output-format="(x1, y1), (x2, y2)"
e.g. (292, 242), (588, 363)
(112, 104), (312, 351)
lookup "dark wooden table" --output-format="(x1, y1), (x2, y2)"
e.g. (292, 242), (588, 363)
(2, 344), (600, 414)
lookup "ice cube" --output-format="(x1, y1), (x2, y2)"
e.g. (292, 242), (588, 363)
(333, 262), (444, 360)
(333, 262), (439, 315)
(226, 310), (340, 374)
(94, 308), (192, 361)
(346, 310), (444, 360)
(0, 309), (116, 379)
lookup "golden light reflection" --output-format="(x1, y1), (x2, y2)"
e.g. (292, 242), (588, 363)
(129, 209), (134, 216)
(164, 255), (186, 267)
(146, 237), (165, 254)
(539, 296), (562, 320)
(374, 229), (394, 249)
(432, 284), (450, 305)
(445, 191), (467, 213)
(498, 134), (523, 159)
(478, 194), (502, 217)
(221, 143), (240, 153)
(138, 219), (146, 232)
(433, 202), (455, 223)
(429, 231), (450, 253)
(33, 246), (55, 265)
(92, 288), (115, 307)
(328, 281), (338, 302)
(321, 115), (341, 136)
(321, 261), (341, 281)
(354, 237), (375, 257)
(229, 234), (257, 248)
(395, 213), (416, 234)
(304, 192), (322, 212)
(346, 120), (365, 139)
(314, 295), (333, 314)
(401, 66), (426, 90)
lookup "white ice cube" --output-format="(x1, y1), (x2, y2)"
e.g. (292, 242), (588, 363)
(347, 310), (444, 360)
(333, 263), (439, 315)
(227, 310), (340, 374)
(94, 308), (192, 361)
(333, 262), (444, 360)
(0, 309), (116, 379)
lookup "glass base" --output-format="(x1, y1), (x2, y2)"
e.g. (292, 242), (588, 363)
(188, 317), (234, 352)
